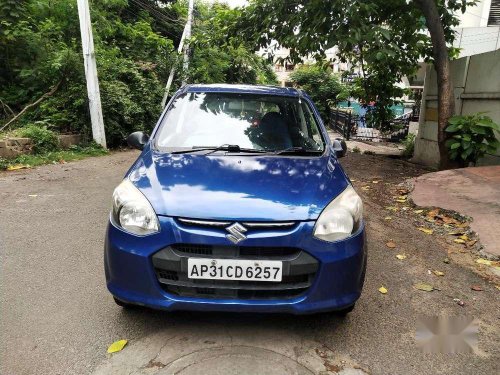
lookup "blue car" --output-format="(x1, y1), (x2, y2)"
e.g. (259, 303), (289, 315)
(105, 84), (366, 315)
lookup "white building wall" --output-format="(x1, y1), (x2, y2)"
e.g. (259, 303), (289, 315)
(456, 0), (492, 27)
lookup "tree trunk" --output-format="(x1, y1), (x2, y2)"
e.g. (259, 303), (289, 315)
(415, 0), (456, 169)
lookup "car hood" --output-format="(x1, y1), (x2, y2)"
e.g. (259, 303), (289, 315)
(127, 150), (349, 221)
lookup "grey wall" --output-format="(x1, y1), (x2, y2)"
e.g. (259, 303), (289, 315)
(413, 49), (500, 168)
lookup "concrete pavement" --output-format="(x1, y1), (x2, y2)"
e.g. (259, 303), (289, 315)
(1, 151), (499, 375)
(327, 131), (403, 157)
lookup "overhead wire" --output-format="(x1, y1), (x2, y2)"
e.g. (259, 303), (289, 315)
(128, 0), (187, 27)
(121, 7), (182, 40)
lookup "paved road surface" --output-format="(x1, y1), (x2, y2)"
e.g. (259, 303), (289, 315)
(1, 151), (498, 375)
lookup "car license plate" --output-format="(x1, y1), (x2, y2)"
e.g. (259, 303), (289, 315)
(187, 258), (282, 282)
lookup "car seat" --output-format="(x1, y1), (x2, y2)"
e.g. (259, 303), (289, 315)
(259, 112), (293, 150)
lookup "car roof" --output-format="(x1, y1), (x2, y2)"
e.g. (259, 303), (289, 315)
(183, 84), (302, 97)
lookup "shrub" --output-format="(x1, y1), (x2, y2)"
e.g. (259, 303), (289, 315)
(402, 133), (416, 158)
(17, 124), (59, 154)
(352, 146), (361, 153)
(445, 114), (499, 166)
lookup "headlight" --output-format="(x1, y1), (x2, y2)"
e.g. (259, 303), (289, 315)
(313, 185), (363, 242)
(111, 180), (159, 235)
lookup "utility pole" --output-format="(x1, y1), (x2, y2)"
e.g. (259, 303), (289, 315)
(181, 0), (194, 86)
(160, 0), (194, 107)
(77, 0), (106, 148)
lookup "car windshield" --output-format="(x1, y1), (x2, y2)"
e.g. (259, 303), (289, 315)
(155, 92), (325, 153)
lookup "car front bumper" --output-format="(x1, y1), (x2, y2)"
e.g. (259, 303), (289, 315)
(104, 216), (367, 314)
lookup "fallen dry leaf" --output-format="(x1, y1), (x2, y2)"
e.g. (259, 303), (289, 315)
(396, 254), (407, 260)
(361, 186), (370, 191)
(495, 285), (500, 291)
(476, 258), (492, 266)
(418, 227), (433, 235)
(448, 231), (464, 236)
(350, 179), (357, 182)
(385, 206), (398, 212)
(414, 209), (424, 214)
(395, 199), (407, 203)
(384, 216), (392, 221)
(459, 234), (469, 241)
(471, 285), (483, 291)
(443, 258), (450, 264)
(7, 165), (30, 171)
(378, 286), (388, 294)
(427, 208), (440, 219)
(454, 238), (465, 244)
(386, 241), (397, 249)
(107, 339), (128, 354)
(372, 180), (380, 184)
(467, 240), (477, 247)
(414, 282), (434, 292)
(432, 270), (445, 277)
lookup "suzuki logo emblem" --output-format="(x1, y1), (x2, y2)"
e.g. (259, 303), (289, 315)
(225, 222), (247, 244)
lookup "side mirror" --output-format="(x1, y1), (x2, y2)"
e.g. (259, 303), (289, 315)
(332, 138), (347, 158)
(127, 131), (149, 150)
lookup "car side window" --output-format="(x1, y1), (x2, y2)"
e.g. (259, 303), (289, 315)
(300, 102), (322, 145)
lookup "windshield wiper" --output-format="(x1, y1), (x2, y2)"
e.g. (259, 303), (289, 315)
(273, 146), (323, 155)
(170, 145), (268, 155)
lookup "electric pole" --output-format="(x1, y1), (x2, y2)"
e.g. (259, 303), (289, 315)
(160, 0), (194, 107)
(77, 0), (107, 148)
(181, 0), (194, 86)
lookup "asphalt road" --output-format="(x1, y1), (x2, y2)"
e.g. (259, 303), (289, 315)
(1, 151), (498, 375)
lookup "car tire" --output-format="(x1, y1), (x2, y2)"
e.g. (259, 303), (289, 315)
(335, 304), (355, 316)
(113, 297), (134, 309)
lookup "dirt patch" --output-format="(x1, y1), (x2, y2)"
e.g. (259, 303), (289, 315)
(340, 152), (500, 285)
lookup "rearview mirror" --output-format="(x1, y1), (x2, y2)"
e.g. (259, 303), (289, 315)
(332, 138), (347, 158)
(127, 131), (149, 150)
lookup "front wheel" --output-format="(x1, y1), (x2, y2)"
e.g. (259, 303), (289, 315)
(113, 297), (135, 309)
(335, 304), (355, 316)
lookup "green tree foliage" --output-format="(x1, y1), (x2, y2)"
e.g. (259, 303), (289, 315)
(0, 0), (180, 146)
(187, 2), (277, 85)
(1, 0), (276, 147)
(289, 65), (348, 119)
(236, 0), (473, 133)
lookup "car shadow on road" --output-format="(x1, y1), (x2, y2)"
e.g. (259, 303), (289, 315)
(119, 305), (347, 335)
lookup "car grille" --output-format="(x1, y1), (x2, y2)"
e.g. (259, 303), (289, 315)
(152, 244), (319, 300)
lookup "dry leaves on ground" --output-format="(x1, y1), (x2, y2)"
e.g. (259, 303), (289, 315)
(107, 339), (128, 354)
(7, 165), (30, 171)
(414, 282), (435, 292)
(476, 258), (492, 266)
(417, 227), (433, 235)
